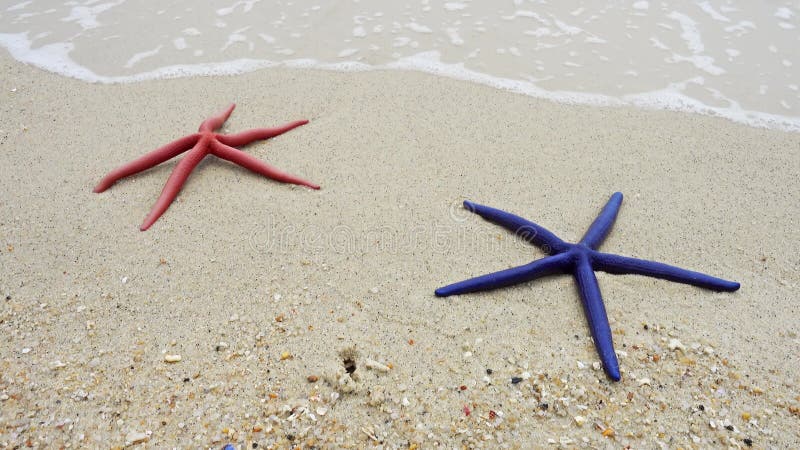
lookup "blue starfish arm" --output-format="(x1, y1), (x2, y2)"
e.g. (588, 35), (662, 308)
(435, 252), (571, 297)
(592, 252), (740, 292)
(463, 200), (567, 253)
(579, 192), (623, 249)
(573, 254), (621, 381)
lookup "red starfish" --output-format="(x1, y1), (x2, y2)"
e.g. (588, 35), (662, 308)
(94, 103), (319, 231)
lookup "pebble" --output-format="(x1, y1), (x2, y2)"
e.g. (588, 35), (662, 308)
(125, 431), (149, 445)
(573, 415), (586, 426)
(216, 342), (229, 351)
(365, 358), (391, 372)
(51, 360), (67, 369)
(668, 338), (685, 351)
(164, 354), (182, 363)
(369, 287), (379, 294)
(307, 375), (319, 383)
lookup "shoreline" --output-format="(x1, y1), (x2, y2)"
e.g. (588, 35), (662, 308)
(1, 51), (799, 447)
(2, 35), (799, 133)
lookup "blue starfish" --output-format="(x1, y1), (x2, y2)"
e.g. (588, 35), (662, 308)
(435, 192), (740, 381)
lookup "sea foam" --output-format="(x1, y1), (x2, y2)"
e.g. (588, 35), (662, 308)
(0, 0), (797, 132)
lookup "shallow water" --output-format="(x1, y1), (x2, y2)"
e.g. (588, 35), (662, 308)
(1, 0), (798, 131)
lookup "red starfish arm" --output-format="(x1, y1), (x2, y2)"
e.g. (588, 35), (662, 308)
(139, 146), (208, 231)
(93, 133), (201, 193)
(216, 120), (309, 147)
(199, 103), (236, 132)
(210, 140), (320, 190)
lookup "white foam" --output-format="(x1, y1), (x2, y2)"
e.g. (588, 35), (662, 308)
(553, 19), (582, 35)
(406, 22), (432, 33)
(445, 28), (463, 46)
(0, 32), (101, 81)
(61, 1), (124, 31)
(173, 38), (187, 50)
(524, 28), (551, 38)
(723, 21), (755, 36)
(697, 2), (730, 22)
(503, 10), (549, 25)
(393, 37), (411, 48)
(668, 11), (725, 75)
(216, 1), (259, 17)
(7, 1), (33, 12)
(444, 3), (467, 12)
(650, 37), (669, 50)
(668, 12), (704, 54)
(338, 48), (359, 58)
(124, 45), (163, 69)
(774, 8), (793, 20)
(352, 26), (366, 38)
(632, 2), (649, 11)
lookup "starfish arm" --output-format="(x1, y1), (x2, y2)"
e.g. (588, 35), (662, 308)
(210, 141), (320, 189)
(139, 146), (208, 231)
(579, 192), (623, 249)
(435, 252), (571, 297)
(199, 103), (236, 132)
(592, 252), (740, 291)
(216, 120), (309, 147)
(573, 255), (621, 381)
(93, 133), (200, 193)
(463, 201), (567, 253)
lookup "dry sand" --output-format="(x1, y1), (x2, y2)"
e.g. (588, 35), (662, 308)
(1, 50), (799, 448)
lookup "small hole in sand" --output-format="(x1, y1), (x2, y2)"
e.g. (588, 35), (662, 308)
(339, 346), (359, 375)
(343, 358), (357, 374)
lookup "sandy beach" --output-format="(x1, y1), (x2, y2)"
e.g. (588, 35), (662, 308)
(1, 48), (799, 448)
